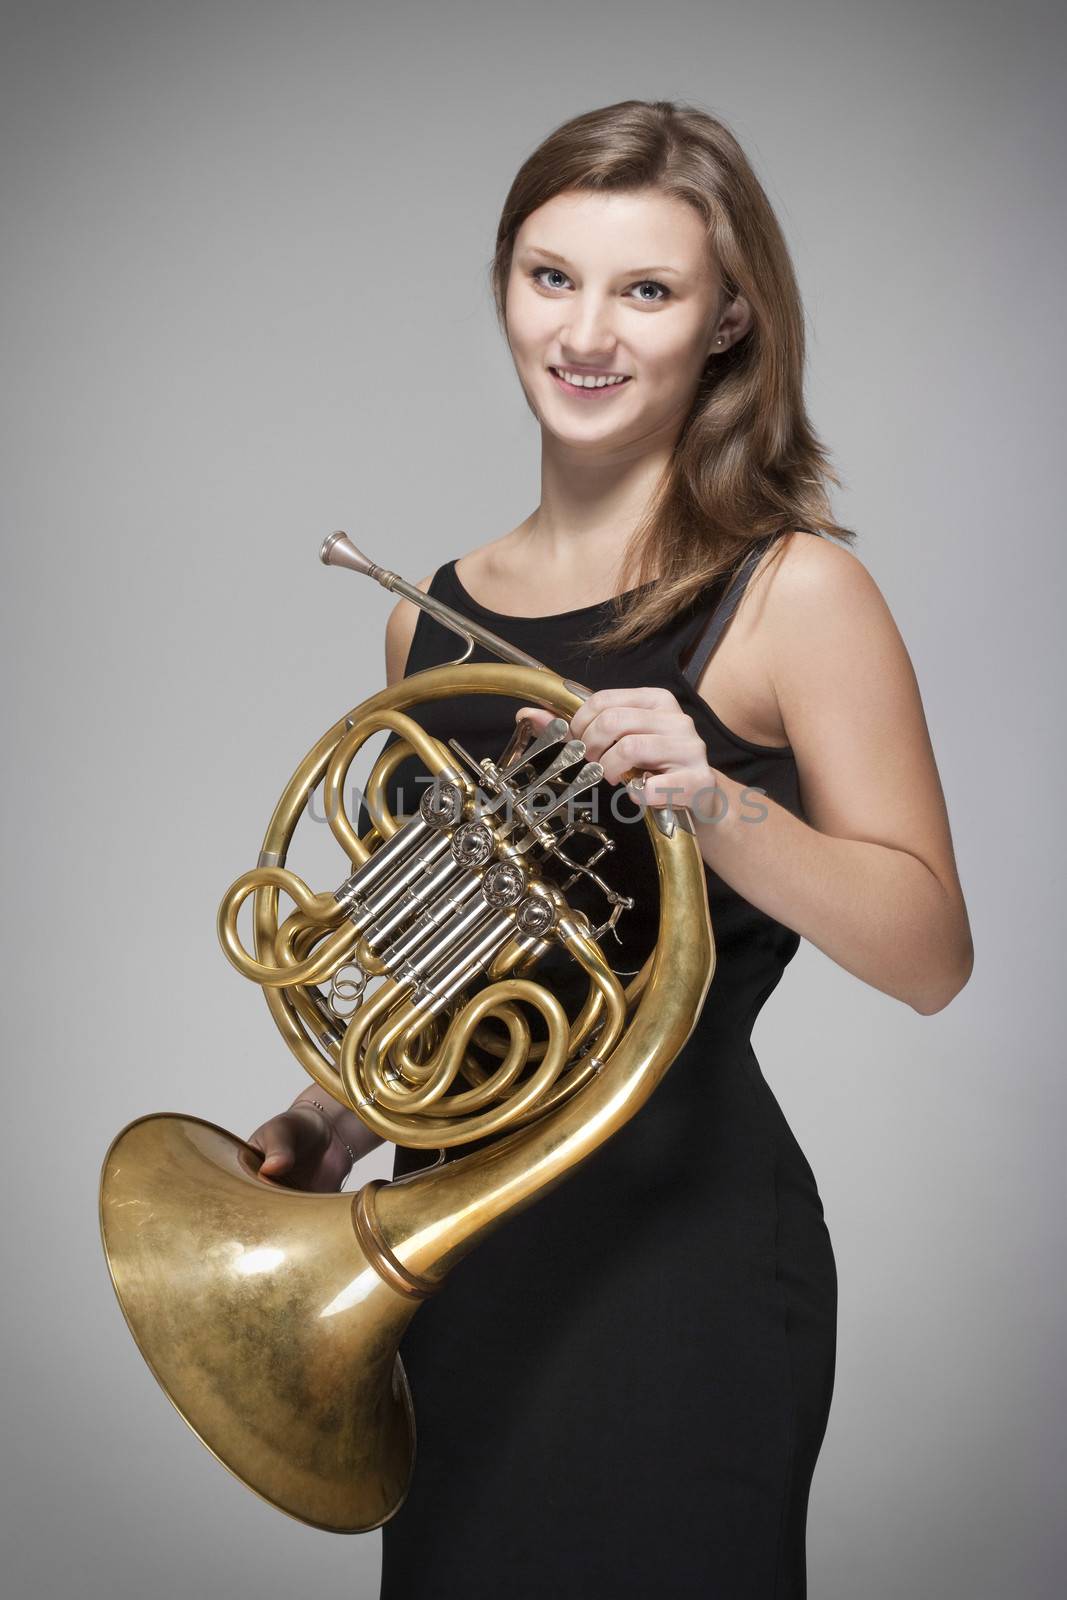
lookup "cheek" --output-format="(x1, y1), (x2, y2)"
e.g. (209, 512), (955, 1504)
(639, 323), (709, 383)
(504, 284), (551, 356)
(503, 284), (527, 353)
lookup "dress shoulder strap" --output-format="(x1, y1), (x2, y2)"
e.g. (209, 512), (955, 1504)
(681, 533), (785, 686)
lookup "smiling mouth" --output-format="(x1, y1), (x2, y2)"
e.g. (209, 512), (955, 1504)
(549, 367), (633, 393)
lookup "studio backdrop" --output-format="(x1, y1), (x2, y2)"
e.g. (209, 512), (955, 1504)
(2, 2), (1063, 1597)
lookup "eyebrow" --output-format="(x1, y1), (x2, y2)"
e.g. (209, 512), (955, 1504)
(521, 244), (685, 279)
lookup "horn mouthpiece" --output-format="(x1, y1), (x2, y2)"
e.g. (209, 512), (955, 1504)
(320, 531), (377, 577)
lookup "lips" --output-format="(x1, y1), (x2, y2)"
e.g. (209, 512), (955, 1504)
(548, 366), (633, 396)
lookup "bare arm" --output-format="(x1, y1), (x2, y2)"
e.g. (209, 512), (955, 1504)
(693, 537), (973, 1014)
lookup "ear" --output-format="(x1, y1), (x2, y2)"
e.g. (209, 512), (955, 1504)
(709, 293), (754, 356)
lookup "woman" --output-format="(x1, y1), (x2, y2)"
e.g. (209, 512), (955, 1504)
(250, 100), (973, 1597)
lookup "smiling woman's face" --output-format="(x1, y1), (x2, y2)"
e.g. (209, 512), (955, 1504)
(505, 187), (724, 450)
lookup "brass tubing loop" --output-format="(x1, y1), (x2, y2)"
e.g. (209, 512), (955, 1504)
(99, 534), (715, 1533)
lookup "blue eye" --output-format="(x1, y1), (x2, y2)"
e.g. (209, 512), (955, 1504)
(531, 267), (570, 291)
(529, 266), (671, 304)
(631, 280), (670, 303)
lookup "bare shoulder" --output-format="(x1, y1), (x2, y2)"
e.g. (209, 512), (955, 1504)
(760, 533), (964, 897)
(762, 528), (889, 626)
(759, 531), (908, 710)
(690, 530), (877, 749)
(384, 572), (435, 685)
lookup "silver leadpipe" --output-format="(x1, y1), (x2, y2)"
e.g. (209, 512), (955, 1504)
(321, 531), (694, 840)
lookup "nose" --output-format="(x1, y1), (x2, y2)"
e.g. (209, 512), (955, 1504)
(559, 291), (619, 365)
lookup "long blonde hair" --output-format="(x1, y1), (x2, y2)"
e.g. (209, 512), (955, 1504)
(488, 98), (854, 650)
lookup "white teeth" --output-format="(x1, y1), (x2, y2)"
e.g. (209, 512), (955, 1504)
(555, 369), (629, 389)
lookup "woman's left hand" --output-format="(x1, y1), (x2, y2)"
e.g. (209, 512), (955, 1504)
(514, 688), (721, 816)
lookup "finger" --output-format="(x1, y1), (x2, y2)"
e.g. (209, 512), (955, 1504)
(598, 733), (704, 786)
(259, 1151), (292, 1173)
(569, 686), (678, 739)
(514, 706), (556, 727)
(249, 1125), (295, 1174)
(576, 705), (686, 760)
(626, 767), (724, 817)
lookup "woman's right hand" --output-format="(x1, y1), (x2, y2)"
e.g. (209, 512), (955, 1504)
(246, 1103), (353, 1193)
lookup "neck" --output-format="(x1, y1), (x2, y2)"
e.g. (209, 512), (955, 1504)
(523, 430), (675, 586)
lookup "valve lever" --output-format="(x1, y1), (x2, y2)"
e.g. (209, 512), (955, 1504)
(499, 716), (570, 775)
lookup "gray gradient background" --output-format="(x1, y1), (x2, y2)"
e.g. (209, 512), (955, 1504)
(2, 2), (1063, 1596)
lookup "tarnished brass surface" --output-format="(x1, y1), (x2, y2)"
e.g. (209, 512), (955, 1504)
(98, 535), (716, 1535)
(372, 808), (713, 1286)
(99, 1115), (419, 1531)
(242, 664), (661, 1124)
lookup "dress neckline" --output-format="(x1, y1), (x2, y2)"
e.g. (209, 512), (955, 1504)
(445, 559), (656, 623)
(439, 559), (794, 759)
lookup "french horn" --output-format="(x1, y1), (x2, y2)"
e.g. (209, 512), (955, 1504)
(99, 533), (715, 1533)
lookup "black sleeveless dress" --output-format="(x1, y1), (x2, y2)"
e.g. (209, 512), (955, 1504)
(359, 545), (838, 1600)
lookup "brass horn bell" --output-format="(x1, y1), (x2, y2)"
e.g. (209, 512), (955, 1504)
(99, 534), (715, 1532)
